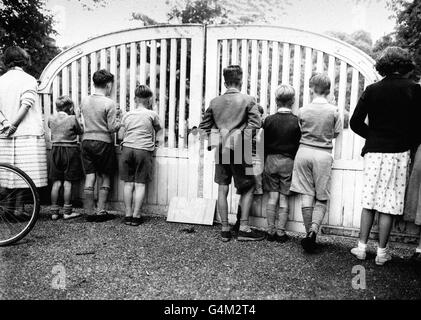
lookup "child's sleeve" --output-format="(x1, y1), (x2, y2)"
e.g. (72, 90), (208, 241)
(107, 102), (122, 133)
(74, 115), (84, 135)
(349, 88), (369, 138)
(117, 113), (127, 141)
(153, 112), (162, 132)
(245, 98), (262, 131)
(333, 108), (342, 139)
(198, 104), (215, 134)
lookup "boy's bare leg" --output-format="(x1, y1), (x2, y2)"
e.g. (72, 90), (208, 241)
(51, 181), (62, 207)
(63, 181), (72, 205)
(123, 182), (134, 217)
(301, 194), (315, 234)
(277, 194), (289, 236)
(239, 185), (254, 230)
(97, 174), (111, 212)
(359, 208), (376, 244)
(133, 183), (146, 218)
(311, 199), (328, 234)
(266, 191), (280, 235)
(217, 184), (230, 232)
(83, 173), (96, 214)
(51, 180), (62, 219)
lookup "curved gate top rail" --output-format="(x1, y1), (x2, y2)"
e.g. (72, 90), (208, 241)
(205, 24), (379, 84)
(38, 24), (204, 93)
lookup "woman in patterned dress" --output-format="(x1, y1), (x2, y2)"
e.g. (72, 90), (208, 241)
(0, 46), (48, 219)
(349, 47), (421, 265)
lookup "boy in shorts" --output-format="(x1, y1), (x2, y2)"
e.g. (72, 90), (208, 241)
(199, 65), (264, 242)
(290, 73), (342, 253)
(263, 84), (301, 242)
(80, 69), (122, 222)
(48, 96), (84, 220)
(118, 85), (161, 226)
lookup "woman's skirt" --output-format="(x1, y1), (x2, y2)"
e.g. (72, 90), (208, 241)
(0, 136), (48, 188)
(404, 145), (421, 226)
(361, 151), (410, 216)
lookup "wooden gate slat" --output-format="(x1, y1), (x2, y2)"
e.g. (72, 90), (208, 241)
(260, 40), (269, 113)
(168, 38), (177, 148)
(303, 47), (312, 106)
(159, 39), (168, 147)
(129, 42), (137, 111)
(270, 41), (279, 114)
(241, 39), (248, 94)
(119, 44), (127, 111)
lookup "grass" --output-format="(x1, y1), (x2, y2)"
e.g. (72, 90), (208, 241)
(0, 207), (420, 300)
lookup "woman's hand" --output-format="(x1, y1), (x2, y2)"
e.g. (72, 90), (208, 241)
(0, 120), (11, 134)
(5, 124), (17, 137)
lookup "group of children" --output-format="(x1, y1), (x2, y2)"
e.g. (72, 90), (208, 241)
(199, 65), (340, 253)
(48, 49), (421, 265)
(48, 69), (161, 226)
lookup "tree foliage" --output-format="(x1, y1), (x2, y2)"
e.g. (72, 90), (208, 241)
(167, 0), (228, 24)
(166, 0), (291, 24)
(373, 0), (421, 79)
(326, 30), (374, 57)
(0, 0), (60, 78)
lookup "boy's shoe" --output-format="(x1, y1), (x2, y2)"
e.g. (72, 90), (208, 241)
(350, 246), (367, 260)
(123, 216), (133, 225)
(63, 212), (82, 220)
(375, 252), (392, 266)
(410, 252), (421, 264)
(130, 217), (143, 226)
(237, 228), (265, 241)
(221, 230), (232, 242)
(95, 210), (116, 222)
(267, 232), (290, 243)
(301, 231), (317, 253)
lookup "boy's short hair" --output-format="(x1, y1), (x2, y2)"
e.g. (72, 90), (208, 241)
(223, 65), (242, 86)
(55, 95), (74, 114)
(275, 84), (295, 107)
(309, 73), (331, 96)
(135, 84), (153, 99)
(92, 69), (114, 88)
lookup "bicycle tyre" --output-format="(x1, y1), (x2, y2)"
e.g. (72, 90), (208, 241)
(0, 163), (40, 246)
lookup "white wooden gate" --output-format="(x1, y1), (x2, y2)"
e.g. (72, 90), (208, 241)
(38, 24), (419, 239)
(38, 25), (205, 206)
(203, 25), (380, 234)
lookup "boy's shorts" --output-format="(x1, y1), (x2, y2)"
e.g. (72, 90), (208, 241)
(119, 146), (153, 184)
(263, 154), (294, 195)
(81, 140), (116, 175)
(49, 145), (84, 181)
(214, 149), (255, 194)
(290, 145), (333, 201)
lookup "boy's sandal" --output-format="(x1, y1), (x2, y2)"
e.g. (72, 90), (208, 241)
(130, 217), (143, 226)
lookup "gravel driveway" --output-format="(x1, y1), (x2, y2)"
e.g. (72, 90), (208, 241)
(0, 208), (420, 300)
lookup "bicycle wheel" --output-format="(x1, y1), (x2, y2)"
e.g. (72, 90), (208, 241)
(0, 163), (40, 246)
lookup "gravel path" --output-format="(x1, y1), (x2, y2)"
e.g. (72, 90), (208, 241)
(0, 208), (420, 300)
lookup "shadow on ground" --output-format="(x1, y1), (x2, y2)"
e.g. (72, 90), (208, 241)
(0, 208), (420, 300)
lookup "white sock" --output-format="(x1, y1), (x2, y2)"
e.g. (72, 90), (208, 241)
(416, 247), (421, 254)
(377, 247), (387, 255)
(357, 241), (367, 250)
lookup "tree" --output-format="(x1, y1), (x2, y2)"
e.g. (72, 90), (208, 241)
(0, 0), (60, 78)
(393, 0), (421, 79)
(166, 0), (291, 25)
(326, 30), (374, 57)
(168, 0), (228, 24)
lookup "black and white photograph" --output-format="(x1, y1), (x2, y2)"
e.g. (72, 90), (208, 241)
(0, 0), (420, 308)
